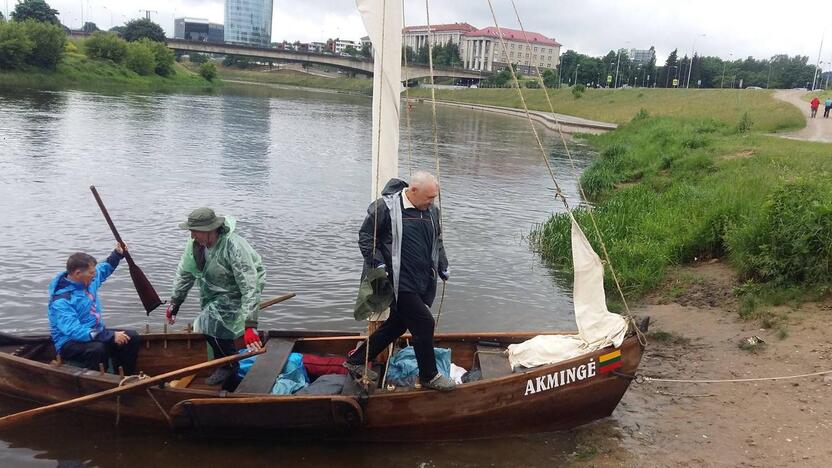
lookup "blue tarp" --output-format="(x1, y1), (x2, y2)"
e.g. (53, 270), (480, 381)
(386, 346), (451, 387)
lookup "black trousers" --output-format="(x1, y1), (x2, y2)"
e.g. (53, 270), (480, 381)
(347, 291), (438, 381)
(60, 329), (141, 375)
(206, 335), (242, 391)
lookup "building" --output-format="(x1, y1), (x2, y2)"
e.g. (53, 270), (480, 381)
(174, 17), (224, 43)
(224, 0), (273, 47)
(360, 35), (372, 54)
(403, 22), (475, 62)
(310, 42), (327, 54)
(628, 48), (655, 66)
(462, 26), (560, 74)
(327, 38), (358, 55)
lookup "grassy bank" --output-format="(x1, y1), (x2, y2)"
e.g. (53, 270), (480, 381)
(0, 48), (219, 93)
(409, 87), (804, 133)
(210, 65), (373, 95)
(530, 113), (832, 300)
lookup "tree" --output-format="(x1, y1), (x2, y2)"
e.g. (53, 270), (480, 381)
(343, 45), (358, 57)
(542, 68), (558, 88)
(189, 52), (208, 64)
(360, 42), (371, 58)
(12, 0), (59, 25)
(125, 40), (155, 75)
(0, 11), (5, 23)
(199, 61), (217, 81)
(645, 46), (657, 87)
(140, 38), (174, 76)
(84, 31), (128, 62)
(109, 25), (127, 37)
(82, 21), (99, 33)
(659, 48), (678, 88)
(21, 20), (65, 69)
(0, 21), (34, 69)
(122, 18), (165, 43)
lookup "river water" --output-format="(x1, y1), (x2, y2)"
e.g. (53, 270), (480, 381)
(0, 83), (599, 466)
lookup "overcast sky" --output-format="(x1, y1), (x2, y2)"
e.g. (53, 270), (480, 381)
(29, 0), (832, 65)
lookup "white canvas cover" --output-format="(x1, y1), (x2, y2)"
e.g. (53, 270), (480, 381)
(508, 213), (628, 369)
(356, 0), (402, 200)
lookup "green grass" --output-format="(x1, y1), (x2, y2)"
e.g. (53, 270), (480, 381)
(529, 115), (832, 299)
(409, 87), (804, 133)
(209, 65), (373, 95)
(0, 50), (220, 93)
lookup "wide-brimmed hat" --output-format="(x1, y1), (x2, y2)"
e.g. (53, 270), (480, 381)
(179, 207), (225, 231)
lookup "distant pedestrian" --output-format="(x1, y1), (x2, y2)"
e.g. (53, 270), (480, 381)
(824, 98), (832, 118)
(810, 96), (820, 118)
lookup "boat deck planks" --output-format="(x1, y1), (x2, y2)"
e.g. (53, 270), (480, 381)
(235, 338), (296, 394)
(476, 345), (513, 379)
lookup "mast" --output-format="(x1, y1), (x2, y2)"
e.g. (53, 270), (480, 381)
(356, 0), (403, 199)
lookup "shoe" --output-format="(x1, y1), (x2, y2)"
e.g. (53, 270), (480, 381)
(422, 373), (455, 392)
(342, 361), (378, 381)
(205, 365), (234, 386)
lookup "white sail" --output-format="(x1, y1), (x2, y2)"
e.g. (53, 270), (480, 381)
(356, 0), (402, 199)
(507, 214), (627, 369)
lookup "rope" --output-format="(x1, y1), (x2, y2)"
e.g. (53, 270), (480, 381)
(115, 373), (146, 426)
(488, 0), (646, 346)
(401, 5), (414, 178)
(424, 0), (448, 332)
(636, 369), (832, 384)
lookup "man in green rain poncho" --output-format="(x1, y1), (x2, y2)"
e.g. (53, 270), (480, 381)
(165, 208), (266, 391)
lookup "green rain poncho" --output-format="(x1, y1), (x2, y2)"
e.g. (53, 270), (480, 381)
(170, 217), (266, 339)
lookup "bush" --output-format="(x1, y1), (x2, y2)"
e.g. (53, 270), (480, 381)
(0, 21), (34, 69)
(125, 40), (155, 75)
(199, 61), (217, 81)
(572, 83), (586, 98)
(141, 39), (174, 76)
(737, 111), (753, 133)
(728, 178), (832, 285)
(84, 31), (127, 63)
(21, 20), (65, 69)
(123, 18), (165, 43)
(189, 52), (208, 64)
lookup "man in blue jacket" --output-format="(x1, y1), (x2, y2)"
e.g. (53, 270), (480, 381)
(47, 244), (140, 374)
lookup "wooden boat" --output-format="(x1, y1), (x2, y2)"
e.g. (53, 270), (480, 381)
(0, 324), (646, 440)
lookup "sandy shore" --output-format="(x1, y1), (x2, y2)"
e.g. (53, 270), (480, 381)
(568, 261), (832, 467)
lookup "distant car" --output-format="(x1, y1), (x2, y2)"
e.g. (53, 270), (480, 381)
(746, 86), (763, 90)
(469, 84), (478, 89)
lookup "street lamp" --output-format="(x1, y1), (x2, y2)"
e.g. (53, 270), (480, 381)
(574, 63), (580, 86)
(720, 52), (732, 88)
(614, 41), (630, 88)
(686, 33), (706, 88)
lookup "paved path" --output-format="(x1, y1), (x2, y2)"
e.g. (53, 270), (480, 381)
(773, 90), (832, 143)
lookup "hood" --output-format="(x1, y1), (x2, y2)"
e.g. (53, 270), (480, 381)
(381, 178), (408, 197)
(48, 271), (81, 297)
(220, 216), (237, 236)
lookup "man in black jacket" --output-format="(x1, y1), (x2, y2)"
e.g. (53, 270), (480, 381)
(344, 171), (454, 391)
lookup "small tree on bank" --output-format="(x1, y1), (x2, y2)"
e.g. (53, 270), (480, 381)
(12, 0), (59, 25)
(199, 61), (217, 81)
(82, 21), (99, 33)
(123, 18), (165, 43)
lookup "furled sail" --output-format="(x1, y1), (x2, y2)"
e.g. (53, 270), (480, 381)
(507, 214), (628, 369)
(355, 0), (402, 199)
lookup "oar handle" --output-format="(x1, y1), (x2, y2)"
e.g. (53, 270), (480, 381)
(259, 293), (296, 310)
(89, 185), (126, 247)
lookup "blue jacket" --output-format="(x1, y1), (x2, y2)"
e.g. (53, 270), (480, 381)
(47, 251), (122, 353)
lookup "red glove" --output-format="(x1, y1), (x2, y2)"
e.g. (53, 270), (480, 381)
(244, 327), (261, 350)
(165, 303), (179, 325)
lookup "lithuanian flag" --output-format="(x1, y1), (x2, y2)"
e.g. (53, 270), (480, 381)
(599, 349), (622, 373)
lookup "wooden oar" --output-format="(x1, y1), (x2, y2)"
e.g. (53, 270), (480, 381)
(0, 348), (265, 430)
(90, 185), (163, 315)
(259, 293), (296, 310)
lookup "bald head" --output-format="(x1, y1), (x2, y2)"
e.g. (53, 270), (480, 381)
(406, 171), (439, 210)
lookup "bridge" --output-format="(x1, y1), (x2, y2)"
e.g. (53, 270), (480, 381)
(166, 39), (484, 81)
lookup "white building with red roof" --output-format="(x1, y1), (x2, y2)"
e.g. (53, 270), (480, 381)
(403, 22), (476, 58)
(463, 26), (561, 74)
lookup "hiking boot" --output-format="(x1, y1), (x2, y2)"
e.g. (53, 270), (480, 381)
(205, 365), (235, 386)
(422, 373), (455, 392)
(342, 361), (378, 381)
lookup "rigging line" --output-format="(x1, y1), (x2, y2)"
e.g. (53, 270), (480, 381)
(365, 0), (391, 386)
(424, 0), (447, 331)
(484, 0), (567, 208)
(401, 0), (414, 178)
(506, 0), (642, 345)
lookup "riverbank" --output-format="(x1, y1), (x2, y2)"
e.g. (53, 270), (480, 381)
(409, 87), (804, 133)
(207, 64), (373, 95)
(571, 260), (832, 467)
(0, 52), (219, 93)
